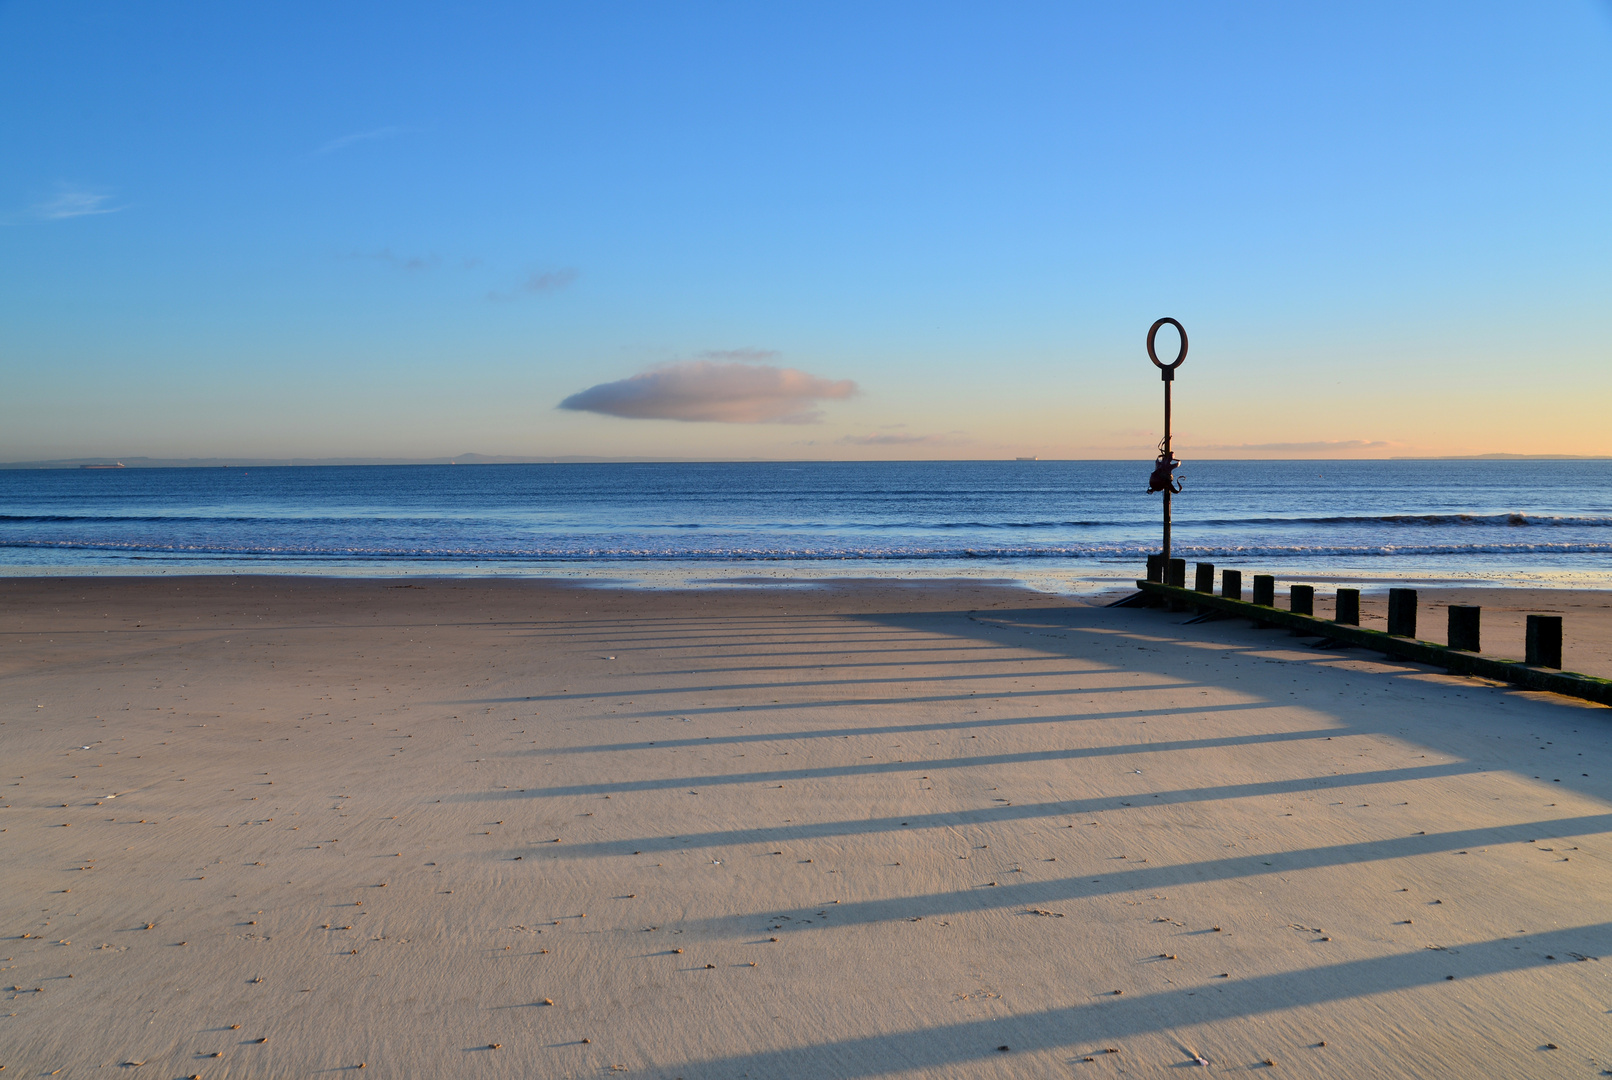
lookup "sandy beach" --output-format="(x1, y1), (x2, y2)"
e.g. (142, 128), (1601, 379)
(3, 575), (1611, 1078)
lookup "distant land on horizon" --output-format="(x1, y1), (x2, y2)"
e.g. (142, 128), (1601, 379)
(3, 453), (1610, 469)
(1389, 454), (1612, 461)
(0, 454), (739, 469)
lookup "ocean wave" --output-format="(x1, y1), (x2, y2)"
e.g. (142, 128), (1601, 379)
(6, 537), (1612, 561)
(0, 513), (473, 526)
(1202, 513), (1612, 528)
(2, 511), (1609, 530)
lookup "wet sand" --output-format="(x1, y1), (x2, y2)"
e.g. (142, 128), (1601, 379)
(2, 575), (1610, 1078)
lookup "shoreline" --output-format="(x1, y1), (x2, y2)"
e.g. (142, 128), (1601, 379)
(4, 559), (1612, 597)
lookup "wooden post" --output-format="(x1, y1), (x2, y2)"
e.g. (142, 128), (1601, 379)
(1335, 588), (1360, 625)
(1251, 575), (1275, 607)
(1222, 569), (1242, 601)
(1387, 588), (1418, 638)
(1165, 558), (1189, 610)
(1146, 554), (1164, 583)
(1290, 584), (1314, 616)
(1447, 606), (1481, 652)
(1527, 615), (1563, 668)
(1195, 562), (1215, 593)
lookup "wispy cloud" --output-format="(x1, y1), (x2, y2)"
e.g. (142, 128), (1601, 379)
(560, 360), (856, 424)
(487, 267), (579, 302)
(836, 432), (952, 446)
(1183, 440), (1392, 452)
(315, 126), (410, 156)
(347, 248), (442, 272)
(34, 187), (124, 220)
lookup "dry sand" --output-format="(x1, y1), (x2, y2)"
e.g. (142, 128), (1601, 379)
(2, 575), (1610, 1078)
(1274, 584), (1612, 680)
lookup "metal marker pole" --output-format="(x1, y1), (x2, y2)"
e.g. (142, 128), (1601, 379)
(1162, 373), (1172, 564)
(1146, 317), (1187, 571)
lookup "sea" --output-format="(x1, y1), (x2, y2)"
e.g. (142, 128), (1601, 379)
(1, 460), (1608, 593)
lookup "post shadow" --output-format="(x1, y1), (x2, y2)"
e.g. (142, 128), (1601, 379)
(657, 922), (1612, 1079)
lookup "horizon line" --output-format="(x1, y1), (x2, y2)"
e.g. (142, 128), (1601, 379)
(3, 453), (1609, 470)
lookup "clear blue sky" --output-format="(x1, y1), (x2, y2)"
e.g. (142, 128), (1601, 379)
(3, 2), (1610, 461)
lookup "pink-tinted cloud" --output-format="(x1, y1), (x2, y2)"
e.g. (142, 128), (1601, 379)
(836, 432), (949, 446)
(1184, 440), (1390, 452)
(560, 360), (856, 424)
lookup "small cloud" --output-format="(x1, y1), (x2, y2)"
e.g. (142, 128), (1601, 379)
(348, 248), (441, 272)
(521, 268), (577, 292)
(315, 126), (410, 156)
(560, 360), (856, 424)
(34, 187), (124, 220)
(1184, 439), (1391, 452)
(488, 267), (578, 302)
(836, 432), (949, 446)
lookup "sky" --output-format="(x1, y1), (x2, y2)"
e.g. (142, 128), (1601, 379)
(2, 1), (1611, 462)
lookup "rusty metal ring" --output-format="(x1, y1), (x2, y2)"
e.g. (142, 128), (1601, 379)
(1147, 317), (1187, 370)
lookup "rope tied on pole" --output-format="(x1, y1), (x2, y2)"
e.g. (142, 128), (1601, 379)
(1147, 441), (1182, 494)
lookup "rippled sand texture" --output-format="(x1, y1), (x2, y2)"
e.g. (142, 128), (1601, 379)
(2, 576), (1609, 1078)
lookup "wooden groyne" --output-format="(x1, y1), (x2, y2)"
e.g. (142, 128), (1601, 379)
(1122, 558), (1612, 708)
